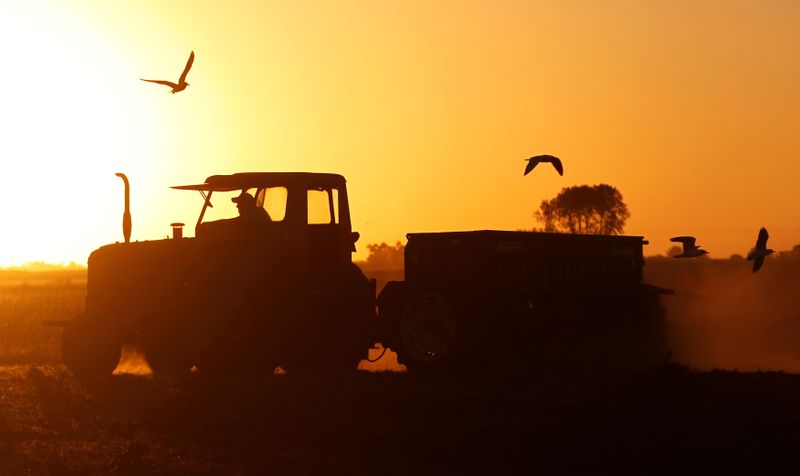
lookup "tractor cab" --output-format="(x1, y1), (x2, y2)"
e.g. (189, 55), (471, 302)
(172, 172), (359, 270)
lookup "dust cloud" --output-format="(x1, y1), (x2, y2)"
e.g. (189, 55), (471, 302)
(108, 345), (406, 376)
(358, 345), (406, 373)
(112, 345), (153, 376)
(646, 254), (800, 372)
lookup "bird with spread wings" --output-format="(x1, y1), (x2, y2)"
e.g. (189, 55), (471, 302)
(524, 155), (563, 176)
(140, 51), (195, 94)
(669, 236), (709, 258)
(746, 227), (774, 273)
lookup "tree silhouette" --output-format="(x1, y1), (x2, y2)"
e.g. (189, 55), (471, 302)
(364, 241), (405, 268)
(666, 245), (682, 257)
(534, 184), (630, 235)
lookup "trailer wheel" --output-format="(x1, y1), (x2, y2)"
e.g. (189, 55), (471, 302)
(397, 292), (459, 371)
(61, 315), (122, 379)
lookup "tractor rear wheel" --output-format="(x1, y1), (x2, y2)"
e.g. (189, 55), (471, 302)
(279, 264), (375, 374)
(145, 344), (195, 376)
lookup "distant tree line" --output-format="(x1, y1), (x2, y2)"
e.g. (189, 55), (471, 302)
(361, 182), (800, 265)
(361, 241), (405, 269)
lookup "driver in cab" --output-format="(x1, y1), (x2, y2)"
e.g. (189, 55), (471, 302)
(232, 191), (271, 223)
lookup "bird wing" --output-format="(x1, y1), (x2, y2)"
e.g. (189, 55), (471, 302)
(523, 159), (538, 176)
(550, 156), (564, 176)
(752, 255), (765, 272)
(140, 79), (179, 88)
(179, 51), (195, 84)
(755, 227), (769, 251)
(670, 236), (697, 249)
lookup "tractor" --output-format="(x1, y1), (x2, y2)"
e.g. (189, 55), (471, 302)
(61, 172), (376, 377)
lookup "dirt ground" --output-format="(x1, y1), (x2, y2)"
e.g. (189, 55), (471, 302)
(1, 362), (800, 475)
(3, 266), (800, 474)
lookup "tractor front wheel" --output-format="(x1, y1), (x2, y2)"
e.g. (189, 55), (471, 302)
(61, 315), (123, 379)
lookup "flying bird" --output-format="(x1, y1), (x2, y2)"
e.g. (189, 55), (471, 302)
(140, 51), (195, 94)
(669, 236), (708, 258)
(524, 155), (563, 176)
(746, 227), (774, 273)
(670, 236), (709, 258)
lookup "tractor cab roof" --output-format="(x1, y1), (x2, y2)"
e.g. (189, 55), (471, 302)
(171, 172), (346, 192)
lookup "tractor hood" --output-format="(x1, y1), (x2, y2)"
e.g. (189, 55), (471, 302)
(86, 238), (200, 318)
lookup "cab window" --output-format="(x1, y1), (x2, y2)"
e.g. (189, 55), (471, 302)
(257, 186), (288, 222)
(202, 188), (259, 222)
(307, 188), (339, 224)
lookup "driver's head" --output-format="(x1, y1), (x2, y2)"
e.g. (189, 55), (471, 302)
(232, 191), (256, 212)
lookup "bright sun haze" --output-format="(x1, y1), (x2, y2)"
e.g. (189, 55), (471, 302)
(1, 0), (799, 265)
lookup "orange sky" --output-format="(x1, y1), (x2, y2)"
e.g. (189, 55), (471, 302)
(1, 0), (799, 264)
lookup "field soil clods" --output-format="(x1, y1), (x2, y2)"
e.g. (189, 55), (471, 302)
(1, 364), (800, 474)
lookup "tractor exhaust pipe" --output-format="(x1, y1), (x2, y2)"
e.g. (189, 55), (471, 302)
(170, 222), (184, 239)
(115, 173), (132, 243)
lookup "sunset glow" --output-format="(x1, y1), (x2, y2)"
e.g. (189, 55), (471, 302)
(1, 0), (799, 265)
(4, 4), (800, 471)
